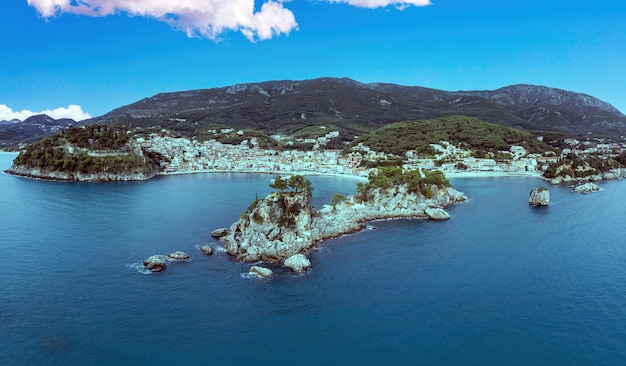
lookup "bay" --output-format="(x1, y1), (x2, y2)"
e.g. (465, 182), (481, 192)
(1, 152), (626, 365)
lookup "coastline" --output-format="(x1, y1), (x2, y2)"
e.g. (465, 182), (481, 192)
(444, 170), (542, 179)
(157, 167), (542, 181)
(4, 158), (543, 182)
(5, 149), (621, 184)
(157, 168), (369, 181)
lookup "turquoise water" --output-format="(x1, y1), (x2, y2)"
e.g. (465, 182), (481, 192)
(1, 152), (626, 365)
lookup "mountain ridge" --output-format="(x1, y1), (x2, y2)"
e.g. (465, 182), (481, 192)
(3, 77), (624, 150)
(0, 114), (79, 150)
(90, 77), (625, 140)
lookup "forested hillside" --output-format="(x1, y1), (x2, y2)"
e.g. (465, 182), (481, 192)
(347, 116), (557, 157)
(10, 125), (159, 177)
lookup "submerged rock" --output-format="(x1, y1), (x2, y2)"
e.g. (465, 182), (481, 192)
(199, 245), (214, 255)
(425, 207), (450, 220)
(249, 266), (273, 279)
(143, 255), (167, 272)
(166, 251), (190, 261)
(284, 254), (312, 273)
(573, 182), (600, 193)
(210, 228), (230, 238)
(529, 187), (550, 206)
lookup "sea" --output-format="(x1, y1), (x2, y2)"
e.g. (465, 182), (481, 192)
(1, 151), (626, 365)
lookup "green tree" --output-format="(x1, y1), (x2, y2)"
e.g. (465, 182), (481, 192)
(288, 175), (306, 193)
(270, 175), (288, 191)
(331, 193), (347, 210)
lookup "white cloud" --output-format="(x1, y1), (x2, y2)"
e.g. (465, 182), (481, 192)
(27, 0), (299, 42)
(325, 0), (431, 9)
(27, 0), (429, 41)
(0, 104), (92, 122)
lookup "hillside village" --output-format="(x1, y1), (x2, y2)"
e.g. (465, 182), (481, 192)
(138, 129), (626, 179)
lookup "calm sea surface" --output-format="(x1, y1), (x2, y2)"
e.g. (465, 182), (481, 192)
(1, 152), (626, 365)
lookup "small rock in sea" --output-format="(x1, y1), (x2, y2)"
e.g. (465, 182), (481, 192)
(573, 182), (600, 194)
(166, 251), (190, 261)
(200, 245), (214, 255)
(529, 187), (550, 206)
(284, 254), (312, 273)
(425, 207), (450, 220)
(249, 266), (273, 279)
(210, 228), (230, 238)
(143, 255), (167, 272)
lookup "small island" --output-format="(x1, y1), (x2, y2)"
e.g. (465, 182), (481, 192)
(220, 167), (466, 273)
(5, 124), (160, 182)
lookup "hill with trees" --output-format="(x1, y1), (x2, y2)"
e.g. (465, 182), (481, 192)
(346, 116), (557, 158)
(542, 151), (626, 182)
(5, 124), (160, 181)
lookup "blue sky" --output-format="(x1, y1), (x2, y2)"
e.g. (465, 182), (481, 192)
(1, 0), (624, 121)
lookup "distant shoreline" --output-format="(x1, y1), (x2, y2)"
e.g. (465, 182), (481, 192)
(444, 171), (542, 179)
(156, 168), (541, 181)
(157, 169), (369, 181)
(0, 150), (579, 182)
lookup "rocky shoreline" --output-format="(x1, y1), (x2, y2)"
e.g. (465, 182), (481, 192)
(5, 164), (157, 182)
(541, 167), (625, 185)
(220, 183), (466, 272)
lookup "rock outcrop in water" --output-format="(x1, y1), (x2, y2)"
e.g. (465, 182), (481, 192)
(249, 266), (273, 279)
(529, 187), (550, 206)
(220, 170), (466, 272)
(425, 207), (450, 220)
(166, 251), (190, 261)
(199, 245), (214, 255)
(210, 228), (230, 238)
(573, 182), (600, 193)
(284, 254), (312, 273)
(143, 255), (167, 272)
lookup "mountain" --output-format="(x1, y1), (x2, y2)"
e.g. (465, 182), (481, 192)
(0, 115), (78, 150)
(3, 78), (624, 150)
(460, 84), (626, 133)
(89, 77), (626, 142)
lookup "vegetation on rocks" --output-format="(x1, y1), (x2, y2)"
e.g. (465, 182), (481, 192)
(239, 175), (316, 228)
(542, 152), (624, 179)
(221, 165), (466, 267)
(269, 175), (314, 197)
(10, 124), (157, 177)
(356, 166), (450, 201)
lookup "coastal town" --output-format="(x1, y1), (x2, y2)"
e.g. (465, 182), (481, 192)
(138, 129), (626, 180)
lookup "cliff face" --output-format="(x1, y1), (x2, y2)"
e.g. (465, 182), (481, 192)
(5, 164), (157, 182)
(223, 192), (319, 262)
(222, 184), (466, 264)
(529, 187), (550, 206)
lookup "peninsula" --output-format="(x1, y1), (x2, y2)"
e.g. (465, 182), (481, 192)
(5, 124), (160, 181)
(220, 168), (466, 273)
